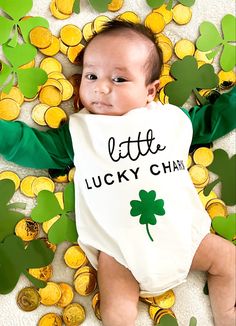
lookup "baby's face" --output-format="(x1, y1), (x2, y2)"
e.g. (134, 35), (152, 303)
(79, 32), (159, 115)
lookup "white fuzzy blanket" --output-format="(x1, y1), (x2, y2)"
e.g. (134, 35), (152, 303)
(0, 1), (235, 325)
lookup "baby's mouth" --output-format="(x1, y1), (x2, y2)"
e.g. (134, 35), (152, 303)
(92, 101), (112, 108)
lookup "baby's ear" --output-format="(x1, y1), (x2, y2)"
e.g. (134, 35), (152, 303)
(147, 80), (160, 102)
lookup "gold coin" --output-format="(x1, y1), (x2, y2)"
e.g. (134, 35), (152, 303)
(159, 75), (174, 89)
(187, 155), (192, 169)
(29, 27), (52, 49)
(145, 12), (165, 34)
(20, 176), (37, 197)
(17, 287), (41, 312)
(58, 78), (74, 101)
(74, 272), (97, 296)
(68, 167), (76, 182)
(153, 4), (173, 24)
(174, 39), (195, 59)
(92, 292), (100, 310)
(67, 44), (85, 64)
(0, 98), (21, 120)
(60, 24), (82, 47)
(39, 35), (60, 56)
(40, 57), (62, 74)
(155, 309), (176, 323)
(38, 313), (63, 326)
(158, 87), (169, 104)
(38, 281), (62, 306)
(62, 303), (86, 326)
(51, 173), (68, 183)
(15, 218), (39, 241)
(218, 70), (236, 90)
(19, 59), (35, 70)
(31, 104), (49, 126)
(42, 215), (60, 234)
(92, 293), (101, 320)
(149, 305), (162, 320)
(158, 42), (173, 63)
(55, 0), (74, 15)
(64, 245), (87, 269)
(59, 38), (69, 55)
(194, 49), (213, 64)
(172, 4), (192, 25)
(108, 0), (123, 11)
(205, 198), (226, 210)
(154, 290), (175, 308)
(117, 11), (141, 24)
(43, 78), (63, 93)
(31, 176), (55, 196)
(197, 60), (206, 68)
(206, 202), (228, 219)
(198, 190), (217, 208)
(193, 147), (214, 167)
(93, 15), (111, 33)
(82, 22), (94, 42)
(40, 237), (57, 252)
(189, 164), (209, 186)
(28, 265), (53, 282)
(0, 170), (21, 190)
(155, 33), (173, 47)
(0, 86), (24, 106)
(44, 106), (67, 129)
(39, 85), (62, 106)
(24, 93), (39, 102)
(55, 191), (64, 209)
(160, 63), (171, 76)
(50, 0), (71, 20)
(57, 283), (74, 308)
(48, 72), (66, 80)
(74, 265), (97, 280)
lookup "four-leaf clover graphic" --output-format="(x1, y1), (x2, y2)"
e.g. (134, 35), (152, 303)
(196, 14), (236, 72)
(130, 190), (165, 241)
(73, 0), (111, 13)
(146, 0), (195, 10)
(31, 182), (78, 244)
(0, 179), (26, 242)
(165, 55), (218, 106)
(204, 149), (236, 206)
(0, 234), (54, 294)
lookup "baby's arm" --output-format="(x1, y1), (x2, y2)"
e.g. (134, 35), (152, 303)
(183, 87), (236, 145)
(0, 120), (74, 169)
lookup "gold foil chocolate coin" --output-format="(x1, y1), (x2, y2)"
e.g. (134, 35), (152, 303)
(108, 0), (124, 12)
(174, 39), (195, 59)
(62, 303), (86, 326)
(74, 271), (97, 296)
(60, 25), (82, 46)
(0, 170), (21, 190)
(0, 98), (21, 121)
(31, 177), (55, 196)
(57, 283), (74, 308)
(38, 282), (62, 306)
(20, 176), (37, 197)
(39, 35), (60, 56)
(0, 86), (24, 106)
(15, 218), (39, 241)
(206, 202), (228, 219)
(38, 313), (63, 326)
(154, 290), (175, 308)
(29, 27), (52, 49)
(32, 104), (49, 126)
(44, 106), (67, 129)
(40, 57), (62, 74)
(189, 164), (209, 187)
(92, 292), (101, 320)
(172, 4), (192, 25)
(193, 147), (214, 167)
(28, 265), (53, 281)
(145, 12), (165, 34)
(17, 287), (40, 311)
(64, 245), (87, 269)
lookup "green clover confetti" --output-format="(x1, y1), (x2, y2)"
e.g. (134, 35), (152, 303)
(0, 234), (54, 294)
(196, 14), (236, 72)
(212, 214), (236, 244)
(0, 179), (26, 242)
(156, 314), (197, 325)
(203, 149), (236, 206)
(130, 190), (165, 241)
(73, 0), (111, 14)
(31, 182), (78, 244)
(0, 0), (49, 47)
(0, 43), (47, 97)
(165, 55), (219, 106)
(146, 0), (195, 10)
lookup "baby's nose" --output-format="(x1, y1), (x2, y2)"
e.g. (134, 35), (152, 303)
(94, 80), (111, 94)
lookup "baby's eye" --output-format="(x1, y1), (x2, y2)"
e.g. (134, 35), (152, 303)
(113, 77), (127, 83)
(86, 74), (97, 80)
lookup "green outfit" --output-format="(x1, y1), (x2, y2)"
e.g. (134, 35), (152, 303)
(0, 87), (235, 169)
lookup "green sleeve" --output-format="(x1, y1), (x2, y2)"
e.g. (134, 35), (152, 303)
(182, 87), (236, 145)
(0, 120), (74, 169)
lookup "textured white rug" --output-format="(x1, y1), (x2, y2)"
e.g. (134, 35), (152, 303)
(0, 1), (235, 325)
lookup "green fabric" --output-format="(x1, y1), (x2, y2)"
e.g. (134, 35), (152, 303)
(0, 87), (235, 169)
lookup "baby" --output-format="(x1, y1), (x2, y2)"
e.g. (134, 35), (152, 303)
(0, 20), (235, 326)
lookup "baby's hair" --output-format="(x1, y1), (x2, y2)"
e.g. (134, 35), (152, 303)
(79, 19), (163, 84)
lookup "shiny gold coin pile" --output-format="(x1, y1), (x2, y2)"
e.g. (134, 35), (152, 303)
(15, 218), (39, 241)
(20, 175), (55, 198)
(74, 266), (97, 296)
(140, 289), (175, 309)
(82, 15), (111, 42)
(17, 287), (41, 312)
(64, 245), (88, 269)
(149, 304), (176, 323)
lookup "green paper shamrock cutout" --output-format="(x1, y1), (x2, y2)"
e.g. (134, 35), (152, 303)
(0, 0), (48, 46)
(156, 314), (197, 325)
(196, 14), (236, 71)
(0, 234), (54, 294)
(0, 179), (26, 242)
(165, 56), (219, 106)
(212, 214), (236, 244)
(31, 182), (78, 244)
(203, 149), (236, 206)
(130, 190), (165, 241)
(0, 43), (47, 97)
(73, 0), (111, 13)
(146, 0), (195, 10)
